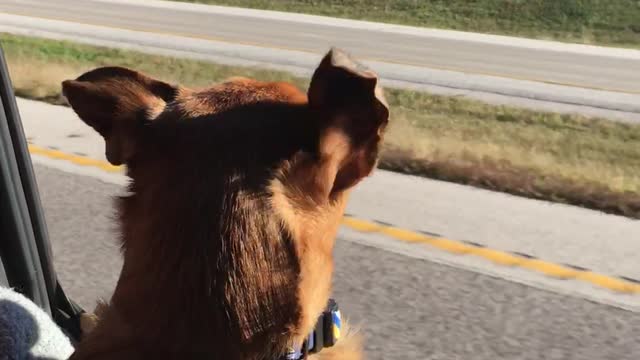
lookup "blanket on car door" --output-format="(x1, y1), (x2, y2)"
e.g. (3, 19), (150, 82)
(0, 286), (73, 360)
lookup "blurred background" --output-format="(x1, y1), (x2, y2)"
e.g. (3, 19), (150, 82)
(1, 1), (639, 358)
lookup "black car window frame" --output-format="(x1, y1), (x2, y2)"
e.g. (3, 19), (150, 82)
(0, 44), (84, 342)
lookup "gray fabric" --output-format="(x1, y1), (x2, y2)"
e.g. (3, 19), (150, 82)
(0, 260), (8, 288)
(0, 286), (73, 360)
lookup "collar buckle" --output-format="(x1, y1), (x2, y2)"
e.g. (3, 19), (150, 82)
(283, 299), (342, 360)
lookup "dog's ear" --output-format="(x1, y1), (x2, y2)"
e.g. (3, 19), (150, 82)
(307, 48), (389, 197)
(62, 67), (179, 165)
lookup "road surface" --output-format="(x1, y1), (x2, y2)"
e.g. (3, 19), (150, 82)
(2, 0), (640, 121)
(4, 4), (640, 354)
(3, 66), (640, 360)
(13, 96), (640, 358)
(19, 98), (640, 291)
(3, 0), (640, 92)
(35, 145), (640, 360)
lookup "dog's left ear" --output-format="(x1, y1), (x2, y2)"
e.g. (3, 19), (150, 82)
(62, 67), (179, 165)
(307, 48), (389, 197)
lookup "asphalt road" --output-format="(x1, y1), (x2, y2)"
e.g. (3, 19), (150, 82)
(5, 2), (640, 355)
(17, 96), (640, 358)
(2, 0), (640, 93)
(20, 98), (640, 283)
(35, 163), (640, 359)
(3, 0), (640, 120)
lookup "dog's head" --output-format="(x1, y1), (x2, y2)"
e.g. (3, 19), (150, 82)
(62, 48), (388, 357)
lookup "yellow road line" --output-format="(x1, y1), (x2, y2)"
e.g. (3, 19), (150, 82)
(3, 9), (640, 95)
(28, 144), (640, 295)
(28, 144), (122, 172)
(346, 206), (640, 295)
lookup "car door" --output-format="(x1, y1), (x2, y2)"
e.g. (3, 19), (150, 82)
(0, 44), (84, 343)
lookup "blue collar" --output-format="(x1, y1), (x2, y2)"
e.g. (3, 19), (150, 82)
(282, 299), (342, 360)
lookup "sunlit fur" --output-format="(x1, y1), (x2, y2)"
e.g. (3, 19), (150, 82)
(63, 49), (388, 360)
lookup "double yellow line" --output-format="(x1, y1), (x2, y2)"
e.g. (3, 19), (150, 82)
(28, 143), (640, 295)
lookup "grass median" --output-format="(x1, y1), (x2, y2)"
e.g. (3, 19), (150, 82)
(2, 33), (640, 218)
(176, 0), (640, 48)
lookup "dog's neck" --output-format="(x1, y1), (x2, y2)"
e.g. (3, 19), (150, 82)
(102, 179), (303, 359)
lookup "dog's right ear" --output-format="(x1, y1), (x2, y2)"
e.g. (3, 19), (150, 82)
(304, 48), (389, 199)
(62, 67), (179, 165)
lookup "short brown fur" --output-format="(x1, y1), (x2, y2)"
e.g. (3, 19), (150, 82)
(62, 48), (388, 360)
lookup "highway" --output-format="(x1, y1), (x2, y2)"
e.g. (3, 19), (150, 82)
(2, 0), (640, 120)
(3, 1), (640, 356)
(13, 99), (640, 360)
(36, 163), (640, 360)
(17, 97), (640, 359)
(2, 0), (640, 92)
(19, 98), (640, 290)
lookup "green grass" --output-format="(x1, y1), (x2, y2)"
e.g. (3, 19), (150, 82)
(3, 33), (640, 218)
(176, 0), (640, 48)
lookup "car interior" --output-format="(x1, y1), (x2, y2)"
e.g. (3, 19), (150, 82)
(0, 45), (84, 343)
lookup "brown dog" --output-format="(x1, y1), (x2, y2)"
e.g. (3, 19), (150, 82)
(62, 48), (389, 360)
